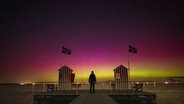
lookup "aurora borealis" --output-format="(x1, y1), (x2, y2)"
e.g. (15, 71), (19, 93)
(0, 0), (184, 83)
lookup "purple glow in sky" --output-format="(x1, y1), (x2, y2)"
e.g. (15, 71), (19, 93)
(0, 0), (184, 82)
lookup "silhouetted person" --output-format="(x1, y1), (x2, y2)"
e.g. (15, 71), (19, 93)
(89, 71), (96, 93)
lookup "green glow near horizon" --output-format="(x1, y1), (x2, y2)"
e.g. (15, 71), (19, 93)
(8, 64), (184, 83)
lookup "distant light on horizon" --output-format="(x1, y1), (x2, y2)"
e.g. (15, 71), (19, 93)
(164, 82), (169, 84)
(19, 83), (24, 86)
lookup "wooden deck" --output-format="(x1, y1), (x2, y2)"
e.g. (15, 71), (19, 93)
(34, 94), (78, 104)
(33, 90), (156, 104)
(109, 92), (156, 104)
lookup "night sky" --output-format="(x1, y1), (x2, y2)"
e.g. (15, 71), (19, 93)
(0, 0), (184, 83)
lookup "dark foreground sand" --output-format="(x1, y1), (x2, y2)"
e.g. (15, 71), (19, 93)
(0, 83), (183, 104)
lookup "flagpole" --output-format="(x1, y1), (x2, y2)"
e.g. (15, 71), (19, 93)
(59, 41), (62, 90)
(128, 45), (138, 90)
(60, 41), (62, 67)
(128, 50), (130, 89)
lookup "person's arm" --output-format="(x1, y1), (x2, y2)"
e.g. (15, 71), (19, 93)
(89, 75), (91, 83)
(94, 75), (96, 83)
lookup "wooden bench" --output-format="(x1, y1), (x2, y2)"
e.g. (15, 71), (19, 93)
(47, 84), (57, 92)
(132, 83), (143, 92)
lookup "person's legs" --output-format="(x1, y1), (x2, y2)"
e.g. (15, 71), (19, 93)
(92, 83), (95, 93)
(90, 83), (92, 93)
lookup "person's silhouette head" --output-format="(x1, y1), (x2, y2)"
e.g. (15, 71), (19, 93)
(91, 71), (94, 74)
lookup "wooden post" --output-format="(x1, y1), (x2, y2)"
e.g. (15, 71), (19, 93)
(76, 82), (79, 95)
(154, 81), (156, 90)
(43, 83), (45, 92)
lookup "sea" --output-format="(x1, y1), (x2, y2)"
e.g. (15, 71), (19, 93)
(0, 82), (183, 104)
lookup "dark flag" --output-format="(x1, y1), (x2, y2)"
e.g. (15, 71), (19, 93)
(62, 46), (71, 55)
(129, 45), (137, 53)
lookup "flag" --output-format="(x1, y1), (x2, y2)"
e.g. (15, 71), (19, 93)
(62, 46), (71, 55)
(129, 45), (137, 53)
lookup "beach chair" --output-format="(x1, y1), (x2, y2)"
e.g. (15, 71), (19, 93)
(47, 84), (57, 92)
(133, 83), (143, 92)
